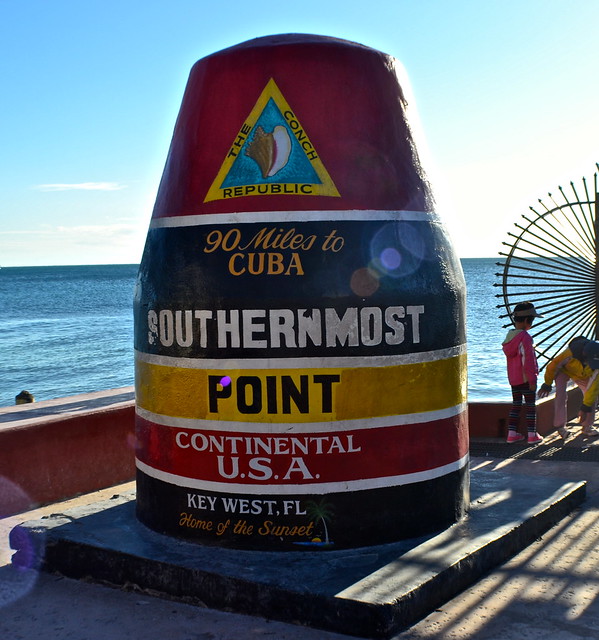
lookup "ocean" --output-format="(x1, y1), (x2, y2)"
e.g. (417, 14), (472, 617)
(0, 258), (507, 408)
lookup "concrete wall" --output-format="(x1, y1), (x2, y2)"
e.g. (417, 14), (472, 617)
(0, 388), (135, 516)
(468, 387), (583, 438)
(0, 385), (585, 517)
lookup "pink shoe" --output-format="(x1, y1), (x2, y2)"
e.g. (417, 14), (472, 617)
(506, 432), (525, 443)
(528, 433), (544, 444)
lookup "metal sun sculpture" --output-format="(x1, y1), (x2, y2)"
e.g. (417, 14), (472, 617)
(495, 163), (599, 371)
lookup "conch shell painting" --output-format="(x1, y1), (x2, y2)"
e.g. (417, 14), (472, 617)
(245, 125), (292, 178)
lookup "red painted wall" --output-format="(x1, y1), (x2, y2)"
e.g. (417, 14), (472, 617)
(0, 390), (135, 516)
(468, 388), (583, 438)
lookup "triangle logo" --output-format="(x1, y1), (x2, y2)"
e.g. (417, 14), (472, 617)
(204, 78), (340, 202)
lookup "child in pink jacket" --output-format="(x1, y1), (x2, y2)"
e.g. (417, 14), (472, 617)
(502, 301), (543, 444)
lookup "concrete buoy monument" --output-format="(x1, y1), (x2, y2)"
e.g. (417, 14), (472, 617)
(134, 34), (468, 549)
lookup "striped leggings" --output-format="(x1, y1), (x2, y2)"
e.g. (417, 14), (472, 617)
(509, 383), (536, 433)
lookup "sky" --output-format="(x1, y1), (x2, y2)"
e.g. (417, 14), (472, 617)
(1, 0), (598, 266)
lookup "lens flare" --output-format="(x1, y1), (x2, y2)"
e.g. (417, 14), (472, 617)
(380, 247), (401, 270)
(350, 267), (380, 297)
(0, 477), (44, 608)
(9, 525), (44, 572)
(369, 222), (427, 279)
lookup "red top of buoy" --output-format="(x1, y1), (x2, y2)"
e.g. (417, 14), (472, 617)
(151, 33), (433, 219)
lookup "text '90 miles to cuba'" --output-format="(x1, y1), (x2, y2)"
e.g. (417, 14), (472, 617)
(203, 225), (343, 276)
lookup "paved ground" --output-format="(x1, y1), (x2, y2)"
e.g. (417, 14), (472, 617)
(1, 427), (599, 639)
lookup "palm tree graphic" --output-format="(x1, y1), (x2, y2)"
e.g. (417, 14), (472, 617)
(305, 499), (335, 544)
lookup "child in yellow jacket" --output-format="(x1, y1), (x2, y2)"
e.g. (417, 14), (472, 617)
(538, 336), (599, 438)
(578, 341), (599, 433)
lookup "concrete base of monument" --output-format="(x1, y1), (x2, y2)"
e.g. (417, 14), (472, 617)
(11, 469), (585, 639)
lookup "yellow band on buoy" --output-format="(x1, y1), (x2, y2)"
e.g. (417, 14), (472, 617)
(135, 352), (466, 423)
